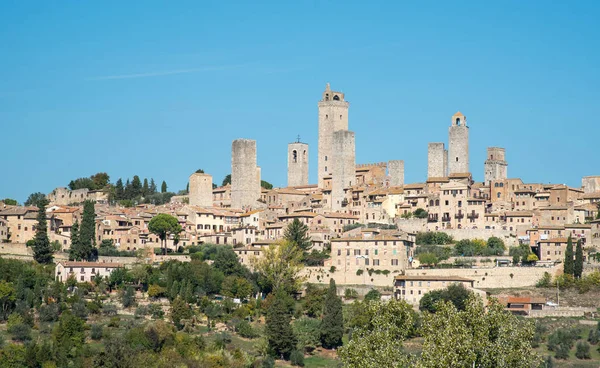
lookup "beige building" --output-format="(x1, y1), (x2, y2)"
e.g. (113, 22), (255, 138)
(55, 261), (122, 282)
(0, 206), (38, 243)
(394, 275), (475, 306)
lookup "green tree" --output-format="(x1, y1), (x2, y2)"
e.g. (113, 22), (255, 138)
(148, 213), (181, 255)
(413, 208), (428, 219)
(90, 172), (110, 189)
(251, 241), (305, 293)
(142, 178), (149, 197)
(0, 281), (16, 320)
(121, 286), (136, 309)
(364, 289), (381, 302)
(293, 317), (321, 353)
(131, 175), (142, 198)
(32, 199), (53, 264)
(170, 296), (192, 330)
(574, 239), (583, 279)
(73, 200), (96, 261)
(1, 198), (18, 205)
(114, 178), (124, 200)
(418, 252), (439, 266)
(149, 178), (157, 193)
(419, 284), (472, 313)
(339, 299), (415, 367)
(564, 235), (574, 276)
(221, 276), (253, 300)
(266, 289), (297, 360)
(52, 311), (86, 365)
(24, 192), (47, 207)
(161, 181), (167, 193)
(320, 279), (343, 349)
(68, 220), (82, 261)
(222, 174), (231, 186)
(284, 219), (312, 253)
(418, 296), (540, 368)
(261, 180), (274, 190)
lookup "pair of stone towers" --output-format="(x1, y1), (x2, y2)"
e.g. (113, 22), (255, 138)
(427, 112), (470, 178)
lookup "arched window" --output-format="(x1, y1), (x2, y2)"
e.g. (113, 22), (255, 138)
(303, 150), (307, 161)
(292, 150), (297, 163)
(497, 192), (501, 198)
(333, 95), (340, 101)
(435, 200), (440, 206)
(325, 155), (328, 161)
(429, 200), (434, 206)
(456, 118), (460, 125)
(494, 183), (498, 188)
(325, 94), (329, 101)
(500, 183), (504, 188)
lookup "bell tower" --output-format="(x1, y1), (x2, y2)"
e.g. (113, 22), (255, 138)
(318, 83), (349, 188)
(448, 111), (469, 175)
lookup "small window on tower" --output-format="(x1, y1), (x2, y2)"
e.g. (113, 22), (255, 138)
(340, 115), (342, 120)
(325, 114), (328, 119)
(303, 150), (307, 161)
(293, 150), (297, 163)
(325, 166), (327, 172)
(456, 118), (460, 125)
(333, 95), (340, 101)
(456, 157), (459, 162)
(325, 156), (328, 161)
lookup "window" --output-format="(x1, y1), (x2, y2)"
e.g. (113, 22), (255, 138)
(373, 259), (380, 266)
(80, 276), (84, 281)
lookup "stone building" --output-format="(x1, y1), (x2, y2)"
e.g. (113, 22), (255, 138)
(231, 139), (260, 210)
(387, 160), (405, 187)
(287, 141), (309, 187)
(331, 130), (355, 211)
(55, 261), (122, 283)
(394, 275), (475, 306)
(189, 172), (213, 207)
(427, 142), (447, 179)
(582, 176), (600, 194)
(448, 111), (469, 175)
(318, 83), (349, 188)
(484, 147), (508, 185)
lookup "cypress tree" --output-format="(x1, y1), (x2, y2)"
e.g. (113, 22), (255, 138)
(320, 278), (344, 349)
(266, 289), (297, 360)
(574, 239), (584, 279)
(149, 178), (157, 194)
(69, 221), (81, 261)
(161, 181), (168, 193)
(284, 218), (312, 252)
(114, 179), (124, 200)
(32, 199), (53, 264)
(131, 175), (142, 198)
(564, 235), (574, 276)
(142, 178), (149, 197)
(78, 200), (96, 261)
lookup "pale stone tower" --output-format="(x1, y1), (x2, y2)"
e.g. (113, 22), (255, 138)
(288, 140), (309, 187)
(231, 139), (260, 209)
(318, 83), (349, 188)
(331, 130), (355, 211)
(189, 172), (213, 207)
(582, 176), (600, 193)
(484, 147), (508, 185)
(388, 160), (405, 187)
(428, 142), (447, 178)
(448, 111), (469, 175)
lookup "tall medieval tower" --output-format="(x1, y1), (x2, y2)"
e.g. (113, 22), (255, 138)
(331, 130), (355, 211)
(189, 172), (213, 207)
(288, 141), (309, 187)
(318, 83), (349, 188)
(448, 111), (469, 175)
(231, 139), (260, 210)
(484, 147), (507, 185)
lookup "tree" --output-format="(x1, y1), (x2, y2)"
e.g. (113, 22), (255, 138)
(266, 289), (297, 360)
(251, 241), (305, 293)
(284, 219), (312, 253)
(115, 178), (124, 200)
(419, 284), (472, 313)
(413, 208), (428, 219)
(32, 199), (53, 264)
(24, 192), (47, 207)
(0, 281), (16, 320)
(52, 311), (86, 365)
(261, 180), (273, 190)
(339, 299), (415, 367)
(170, 296), (192, 330)
(221, 276), (253, 300)
(90, 172), (110, 189)
(142, 178), (149, 197)
(418, 296), (540, 368)
(1, 198), (18, 205)
(131, 175), (142, 198)
(320, 279), (343, 349)
(574, 239), (583, 279)
(418, 252), (439, 267)
(221, 174), (232, 187)
(294, 317), (321, 353)
(364, 289), (381, 302)
(72, 200), (96, 261)
(161, 181), (167, 193)
(149, 178), (157, 193)
(564, 235), (574, 276)
(121, 286), (136, 308)
(148, 213), (181, 255)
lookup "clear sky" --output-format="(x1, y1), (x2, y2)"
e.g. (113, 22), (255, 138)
(1, 1), (599, 203)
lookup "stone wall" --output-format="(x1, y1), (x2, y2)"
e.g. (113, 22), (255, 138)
(189, 173), (213, 207)
(231, 139), (259, 210)
(387, 160), (405, 187)
(288, 142), (309, 187)
(331, 130), (355, 211)
(582, 176), (600, 194)
(448, 114), (469, 175)
(396, 218), (427, 233)
(427, 142), (446, 178)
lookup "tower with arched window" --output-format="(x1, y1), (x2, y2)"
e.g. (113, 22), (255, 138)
(484, 147), (507, 185)
(448, 111), (469, 175)
(318, 83), (349, 188)
(288, 141), (309, 187)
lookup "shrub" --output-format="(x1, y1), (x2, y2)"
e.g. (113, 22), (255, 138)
(415, 232), (453, 245)
(342, 223), (364, 232)
(344, 288), (358, 299)
(9, 322), (31, 341)
(536, 272), (553, 288)
(102, 303), (118, 316)
(554, 343), (570, 360)
(212, 332), (232, 350)
(588, 328), (599, 345)
(290, 349), (305, 366)
(329, 266), (336, 273)
(108, 316), (120, 328)
(261, 356), (275, 368)
(356, 269), (363, 276)
(91, 324), (103, 340)
(38, 303), (60, 322)
(293, 317), (321, 353)
(135, 305), (149, 319)
(575, 341), (591, 359)
(364, 289), (381, 301)
(237, 320), (258, 339)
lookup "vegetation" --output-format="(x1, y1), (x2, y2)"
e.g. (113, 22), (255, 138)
(148, 213), (182, 255)
(24, 192), (47, 207)
(413, 208), (428, 219)
(419, 284), (472, 313)
(69, 200), (97, 261)
(454, 237), (505, 257)
(564, 235), (574, 276)
(1, 198), (18, 205)
(32, 199), (53, 264)
(320, 279), (343, 349)
(574, 239), (583, 279)
(509, 243), (537, 265)
(415, 232), (453, 245)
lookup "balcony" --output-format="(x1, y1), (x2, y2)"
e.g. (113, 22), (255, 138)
(441, 216), (451, 222)
(467, 213), (479, 219)
(427, 216), (439, 223)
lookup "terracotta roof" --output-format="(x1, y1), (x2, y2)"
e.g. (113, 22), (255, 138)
(404, 183), (425, 189)
(453, 111), (464, 117)
(58, 261), (122, 268)
(0, 206), (38, 216)
(583, 192), (600, 199)
(426, 177), (450, 183)
(565, 223), (591, 229)
(539, 237), (569, 243)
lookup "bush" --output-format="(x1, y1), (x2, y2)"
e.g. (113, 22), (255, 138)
(536, 272), (553, 288)
(415, 232), (453, 245)
(38, 303), (60, 322)
(72, 301), (89, 319)
(588, 328), (599, 345)
(108, 316), (120, 328)
(293, 317), (321, 353)
(102, 303), (118, 316)
(237, 320), (258, 339)
(342, 223), (364, 232)
(9, 323), (31, 341)
(554, 343), (570, 360)
(356, 269), (363, 276)
(135, 305), (149, 319)
(149, 304), (165, 319)
(290, 350), (305, 366)
(261, 356), (275, 368)
(575, 341), (591, 359)
(364, 289), (381, 301)
(344, 288), (358, 299)
(91, 324), (103, 340)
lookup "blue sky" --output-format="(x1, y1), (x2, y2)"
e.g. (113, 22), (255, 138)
(1, 1), (599, 202)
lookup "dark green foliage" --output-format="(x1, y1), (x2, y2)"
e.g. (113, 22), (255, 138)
(213, 246), (248, 277)
(32, 200), (53, 264)
(222, 174), (231, 186)
(70, 201), (96, 261)
(2, 198), (18, 205)
(536, 272), (553, 288)
(364, 289), (381, 302)
(161, 180), (167, 193)
(564, 235), (574, 276)
(53, 311), (86, 365)
(547, 327), (580, 355)
(284, 219), (312, 253)
(509, 243), (534, 264)
(554, 343), (570, 360)
(91, 324), (103, 340)
(261, 356), (275, 368)
(575, 341), (591, 359)
(413, 208), (428, 219)
(542, 355), (553, 368)
(171, 296), (192, 330)
(237, 320), (259, 338)
(266, 289), (297, 360)
(320, 279), (343, 349)
(261, 180), (273, 189)
(415, 244), (452, 261)
(24, 192), (47, 207)
(419, 283), (472, 313)
(148, 213), (181, 255)
(588, 327), (599, 345)
(290, 349), (305, 366)
(574, 239), (583, 279)
(415, 232), (453, 245)
(68, 172), (109, 191)
(302, 284), (327, 318)
(121, 286), (136, 308)
(342, 223), (364, 232)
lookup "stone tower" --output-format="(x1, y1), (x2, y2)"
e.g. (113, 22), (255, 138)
(582, 176), (600, 193)
(448, 111), (469, 175)
(189, 172), (213, 207)
(288, 141), (309, 187)
(231, 139), (260, 209)
(331, 130), (355, 211)
(318, 83), (349, 188)
(427, 142), (447, 178)
(388, 160), (405, 187)
(484, 147), (508, 185)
